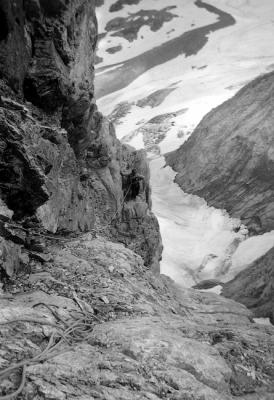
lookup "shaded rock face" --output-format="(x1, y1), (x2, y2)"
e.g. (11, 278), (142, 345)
(0, 0), (96, 107)
(0, 0), (161, 274)
(1, 235), (274, 399)
(166, 71), (274, 234)
(0, 237), (28, 277)
(222, 246), (274, 323)
(0, 0), (98, 156)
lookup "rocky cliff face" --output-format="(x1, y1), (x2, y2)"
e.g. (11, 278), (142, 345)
(222, 246), (274, 323)
(166, 71), (274, 234)
(0, 0), (161, 273)
(0, 2), (274, 400)
(165, 71), (274, 321)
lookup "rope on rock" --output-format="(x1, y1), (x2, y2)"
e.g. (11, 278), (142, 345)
(0, 302), (102, 399)
(108, 181), (133, 226)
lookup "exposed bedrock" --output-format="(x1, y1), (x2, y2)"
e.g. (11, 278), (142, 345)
(0, 0), (161, 273)
(0, 1), (274, 399)
(1, 235), (274, 399)
(166, 71), (274, 234)
(0, 0), (98, 154)
(222, 246), (274, 324)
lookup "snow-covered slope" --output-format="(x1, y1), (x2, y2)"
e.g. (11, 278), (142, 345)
(96, 0), (274, 154)
(95, 0), (274, 287)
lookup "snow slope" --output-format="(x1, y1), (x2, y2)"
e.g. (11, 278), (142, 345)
(96, 0), (274, 287)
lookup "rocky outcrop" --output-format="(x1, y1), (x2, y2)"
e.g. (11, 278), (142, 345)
(222, 246), (274, 323)
(166, 71), (274, 234)
(1, 2), (274, 399)
(1, 235), (274, 399)
(107, 102), (187, 156)
(0, 0), (161, 274)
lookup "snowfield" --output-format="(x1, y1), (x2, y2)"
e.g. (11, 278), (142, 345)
(96, 0), (274, 288)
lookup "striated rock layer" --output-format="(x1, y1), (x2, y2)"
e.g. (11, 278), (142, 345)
(222, 246), (274, 323)
(166, 71), (274, 234)
(0, 0), (161, 272)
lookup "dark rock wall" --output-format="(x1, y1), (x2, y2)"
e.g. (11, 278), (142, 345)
(166, 71), (274, 234)
(0, 0), (161, 276)
(0, 0), (98, 153)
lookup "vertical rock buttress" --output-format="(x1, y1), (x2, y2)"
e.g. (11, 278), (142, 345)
(0, 0), (162, 275)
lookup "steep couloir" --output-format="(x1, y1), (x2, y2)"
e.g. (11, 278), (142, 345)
(166, 71), (274, 234)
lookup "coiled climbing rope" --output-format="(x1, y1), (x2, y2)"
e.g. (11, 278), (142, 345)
(0, 301), (101, 399)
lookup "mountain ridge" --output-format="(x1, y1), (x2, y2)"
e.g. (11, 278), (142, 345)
(166, 70), (274, 234)
(165, 70), (274, 322)
(0, 1), (273, 399)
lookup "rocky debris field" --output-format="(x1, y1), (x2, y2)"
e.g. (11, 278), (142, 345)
(1, 234), (274, 400)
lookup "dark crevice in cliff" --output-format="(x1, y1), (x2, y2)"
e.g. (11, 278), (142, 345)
(0, 127), (49, 219)
(23, 77), (43, 108)
(122, 169), (145, 201)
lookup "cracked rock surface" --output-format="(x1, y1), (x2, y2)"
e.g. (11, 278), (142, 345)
(1, 235), (274, 399)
